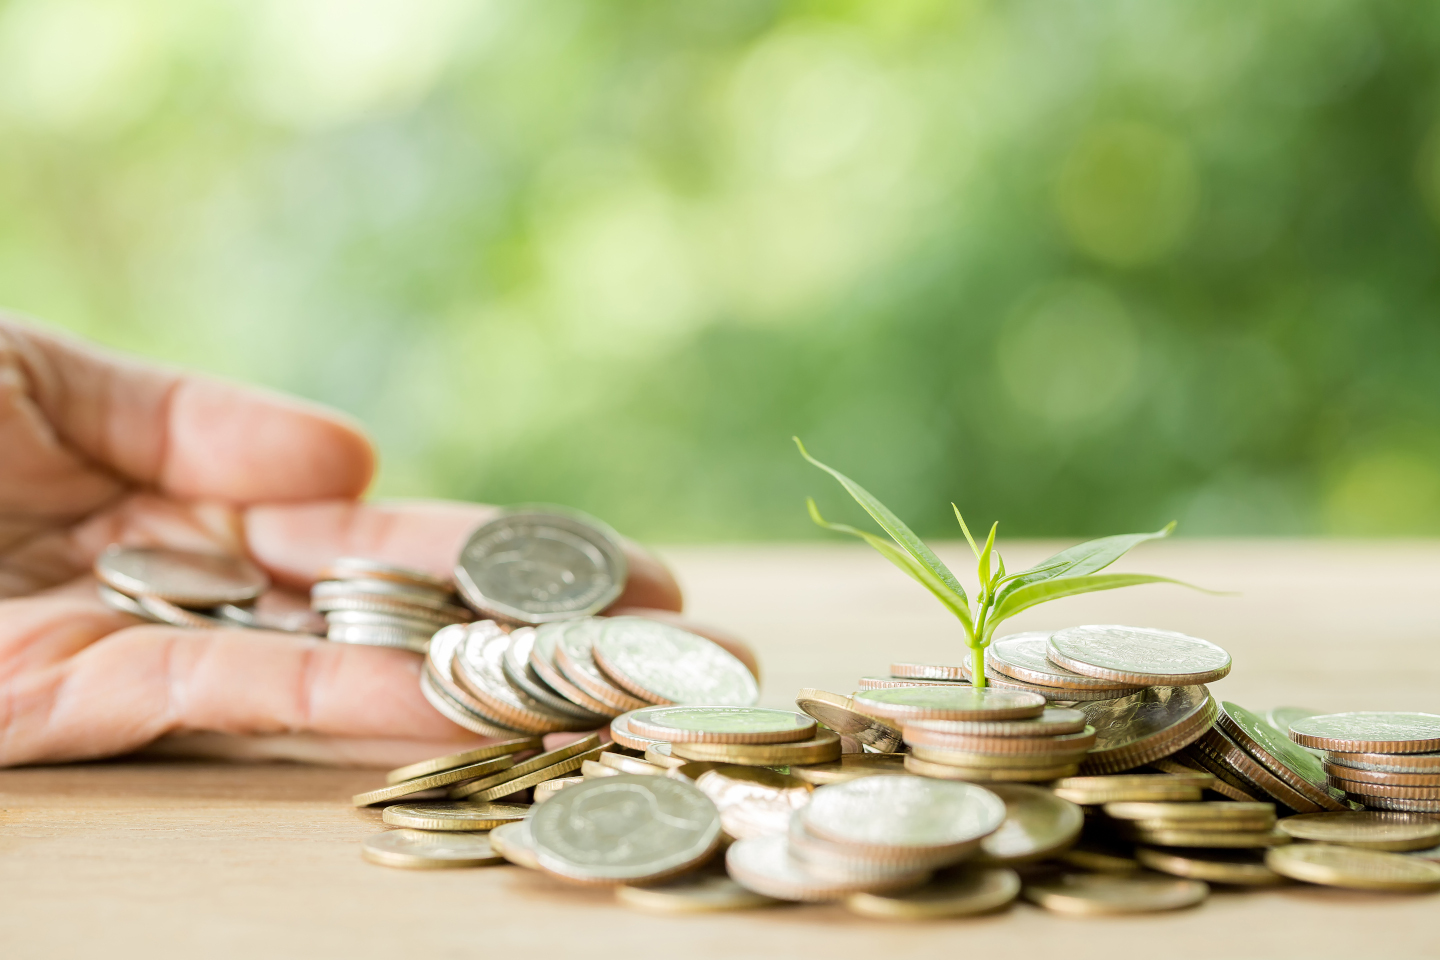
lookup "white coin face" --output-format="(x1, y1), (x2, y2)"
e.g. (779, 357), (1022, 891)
(594, 618), (758, 706)
(801, 775), (1006, 850)
(1290, 713), (1440, 746)
(1048, 625), (1231, 680)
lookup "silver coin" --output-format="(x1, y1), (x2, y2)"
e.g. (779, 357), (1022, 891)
(502, 627), (608, 723)
(530, 774), (722, 884)
(1289, 713), (1440, 753)
(988, 631), (1144, 690)
(529, 621), (620, 718)
(554, 618), (649, 712)
(327, 623), (430, 653)
(453, 622), (592, 732)
(421, 624), (526, 735)
(96, 584), (159, 621)
(593, 617), (759, 707)
(95, 546), (269, 606)
(489, 819), (540, 869)
(727, 832), (927, 901)
(360, 829), (504, 868)
(136, 594), (223, 629)
(1047, 625), (1231, 685)
(453, 508), (627, 624)
(800, 775), (1006, 857)
(312, 578), (456, 606)
(211, 603), (261, 628)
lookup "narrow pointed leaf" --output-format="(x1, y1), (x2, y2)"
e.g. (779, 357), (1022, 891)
(952, 504), (980, 557)
(994, 522), (1177, 606)
(978, 521), (998, 586)
(990, 571), (1217, 628)
(795, 438), (967, 602)
(807, 499), (975, 634)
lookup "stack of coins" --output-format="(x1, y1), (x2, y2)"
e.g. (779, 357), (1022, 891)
(900, 706), (1097, 783)
(94, 545), (274, 630)
(311, 558), (470, 653)
(1286, 711), (1440, 814)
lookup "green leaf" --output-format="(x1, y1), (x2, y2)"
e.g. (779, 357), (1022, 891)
(989, 571), (1216, 631)
(952, 504), (980, 557)
(807, 498), (976, 635)
(795, 438), (967, 603)
(994, 522), (1176, 606)
(977, 521), (998, 586)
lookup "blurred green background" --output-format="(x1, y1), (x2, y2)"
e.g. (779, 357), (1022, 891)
(2, 0), (1437, 540)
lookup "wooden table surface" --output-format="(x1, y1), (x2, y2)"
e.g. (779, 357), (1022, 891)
(4, 540), (1439, 959)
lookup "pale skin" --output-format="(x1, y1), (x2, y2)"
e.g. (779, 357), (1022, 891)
(0, 318), (756, 769)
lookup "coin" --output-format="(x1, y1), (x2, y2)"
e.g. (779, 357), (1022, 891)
(1122, 827), (1290, 848)
(908, 747), (1085, 769)
(644, 745), (686, 770)
(858, 676), (968, 690)
(901, 707), (1088, 740)
(453, 622), (592, 733)
(489, 819), (540, 869)
(1265, 843), (1440, 891)
(1408, 845), (1440, 862)
(95, 546), (269, 606)
(1052, 774), (1206, 805)
(318, 558), (451, 593)
(1056, 845), (1139, 873)
(422, 624), (525, 736)
(1277, 812), (1440, 851)
(608, 711), (669, 752)
(1022, 872), (1209, 915)
(967, 665), (1143, 702)
(530, 774), (722, 885)
(670, 731), (841, 767)
(501, 627), (608, 724)
(582, 759), (619, 778)
(1103, 801), (1276, 823)
(1193, 727), (1322, 813)
(626, 706), (814, 745)
(385, 737), (543, 785)
(1328, 779), (1440, 800)
(1325, 750), (1440, 773)
(1356, 796), (1440, 813)
(973, 784), (1084, 864)
(592, 617), (759, 707)
(801, 775), (1006, 860)
(136, 594), (223, 629)
(1135, 847), (1286, 886)
(352, 754), (516, 807)
(312, 578), (467, 617)
(554, 619), (650, 713)
(528, 621), (619, 718)
(420, 667), (520, 739)
(694, 765), (813, 840)
(987, 631), (1144, 690)
(726, 833), (927, 902)
(534, 777), (582, 803)
(1322, 765), (1440, 787)
(381, 801), (531, 831)
(903, 726), (1097, 756)
(1218, 701), (1346, 811)
(889, 662), (968, 681)
(790, 753), (908, 785)
(454, 508), (627, 624)
(1048, 625), (1232, 686)
(616, 871), (782, 913)
(1288, 712), (1440, 754)
(449, 733), (603, 800)
(97, 583), (157, 620)
(845, 867), (1021, 919)
(1076, 685), (1216, 774)
(599, 752), (667, 776)
(1178, 744), (1262, 802)
(904, 755), (1080, 783)
(851, 686), (1046, 723)
(361, 829), (505, 869)
(794, 689), (903, 752)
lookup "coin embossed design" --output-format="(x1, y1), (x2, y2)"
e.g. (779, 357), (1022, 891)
(1048, 625), (1232, 686)
(1023, 872), (1209, 915)
(381, 801), (531, 831)
(361, 829), (505, 869)
(95, 546), (269, 606)
(988, 632), (1143, 690)
(1075, 685), (1216, 775)
(593, 618), (759, 707)
(554, 618), (650, 713)
(801, 775), (1006, 858)
(627, 706), (814, 745)
(851, 686), (1046, 723)
(1288, 712), (1440, 754)
(845, 867), (1021, 919)
(1265, 843), (1440, 891)
(1278, 812), (1440, 852)
(530, 774), (723, 885)
(454, 508), (627, 624)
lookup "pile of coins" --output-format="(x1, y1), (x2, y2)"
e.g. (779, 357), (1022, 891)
(312, 558), (469, 653)
(1290, 712), (1440, 813)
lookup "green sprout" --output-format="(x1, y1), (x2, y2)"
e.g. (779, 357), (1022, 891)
(795, 438), (1211, 686)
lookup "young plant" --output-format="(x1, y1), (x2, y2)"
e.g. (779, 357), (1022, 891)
(795, 438), (1209, 686)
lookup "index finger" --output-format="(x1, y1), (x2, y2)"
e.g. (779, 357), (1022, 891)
(243, 499), (684, 613)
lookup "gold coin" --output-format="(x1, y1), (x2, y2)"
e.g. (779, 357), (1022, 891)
(1287, 712), (1440, 754)
(889, 662), (968, 681)
(904, 755), (1079, 783)
(902, 707), (1089, 740)
(384, 737), (543, 785)
(1327, 778), (1440, 800)
(1076, 686), (1216, 775)
(582, 759), (620, 778)
(1191, 728), (1321, 813)
(794, 689), (903, 753)
(907, 729), (1096, 759)
(1265, 842), (1440, 891)
(381, 801), (531, 831)
(457, 742), (612, 802)
(790, 753), (908, 785)
(974, 784), (1083, 865)
(845, 867), (1021, 920)
(1102, 801), (1275, 822)
(448, 733), (602, 800)
(1322, 764), (1440, 787)
(616, 872), (781, 913)
(670, 730), (841, 767)
(1135, 847), (1286, 886)
(1277, 811), (1440, 851)
(1022, 872), (1209, 915)
(852, 686), (1045, 723)
(1052, 774), (1206, 805)
(360, 829), (505, 869)
(1125, 816), (1276, 833)
(644, 744), (687, 769)
(533, 777), (582, 804)
(912, 746), (1088, 769)
(1177, 745), (1261, 802)
(1122, 826), (1291, 848)
(600, 752), (667, 776)
(626, 706), (815, 745)
(352, 754), (516, 807)
(489, 820), (539, 869)
(1055, 846), (1140, 873)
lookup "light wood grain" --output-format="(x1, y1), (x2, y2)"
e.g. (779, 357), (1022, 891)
(3, 540), (1438, 959)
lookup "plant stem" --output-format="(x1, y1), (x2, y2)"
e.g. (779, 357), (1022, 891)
(970, 642), (986, 687)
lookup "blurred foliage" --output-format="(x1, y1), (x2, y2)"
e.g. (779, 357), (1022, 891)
(2, 0), (1439, 540)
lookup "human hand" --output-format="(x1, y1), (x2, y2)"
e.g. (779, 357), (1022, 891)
(0, 317), (709, 768)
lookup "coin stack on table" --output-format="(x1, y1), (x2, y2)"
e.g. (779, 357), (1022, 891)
(312, 558), (469, 653)
(1288, 712), (1440, 813)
